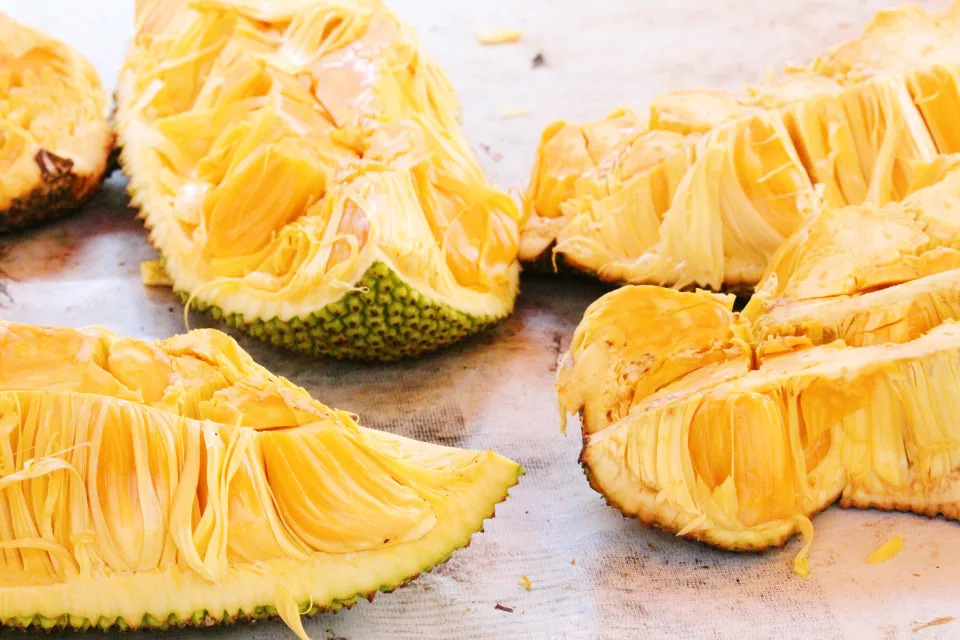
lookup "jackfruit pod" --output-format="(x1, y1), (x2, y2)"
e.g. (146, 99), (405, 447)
(748, 154), (960, 345)
(519, 108), (653, 261)
(556, 286), (752, 435)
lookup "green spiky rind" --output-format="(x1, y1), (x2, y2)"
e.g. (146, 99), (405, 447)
(2, 466), (522, 633)
(3, 601), (342, 633)
(0, 145), (112, 233)
(177, 260), (509, 361)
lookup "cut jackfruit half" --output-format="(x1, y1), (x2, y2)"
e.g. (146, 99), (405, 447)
(521, 2), (960, 290)
(0, 321), (521, 634)
(0, 13), (112, 232)
(559, 286), (960, 564)
(116, 0), (522, 361)
(747, 154), (960, 346)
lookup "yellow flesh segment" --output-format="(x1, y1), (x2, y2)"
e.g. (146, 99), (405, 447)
(556, 286), (751, 434)
(0, 321), (520, 635)
(747, 154), (960, 347)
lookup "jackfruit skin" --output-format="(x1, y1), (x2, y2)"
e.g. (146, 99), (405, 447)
(0, 145), (112, 233)
(176, 260), (506, 361)
(1, 476), (518, 633)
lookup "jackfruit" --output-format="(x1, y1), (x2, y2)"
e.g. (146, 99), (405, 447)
(747, 154), (960, 346)
(522, 2), (960, 290)
(559, 286), (960, 566)
(0, 14), (112, 232)
(0, 321), (521, 635)
(116, 0), (522, 361)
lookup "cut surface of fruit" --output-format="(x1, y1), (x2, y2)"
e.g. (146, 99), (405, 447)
(522, 2), (960, 289)
(0, 321), (521, 635)
(559, 286), (960, 568)
(746, 154), (960, 346)
(116, 0), (522, 361)
(0, 13), (112, 231)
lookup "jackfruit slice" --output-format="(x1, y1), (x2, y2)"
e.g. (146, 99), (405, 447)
(560, 286), (960, 560)
(0, 14), (112, 232)
(747, 154), (960, 346)
(116, 0), (523, 361)
(521, 2), (960, 290)
(0, 321), (521, 634)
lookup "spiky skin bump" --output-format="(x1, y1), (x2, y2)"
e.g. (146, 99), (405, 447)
(178, 261), (507, 361)
(5, 595), (350, 632)
(1, 477), (519, 633)
(0, 147), (111, 233)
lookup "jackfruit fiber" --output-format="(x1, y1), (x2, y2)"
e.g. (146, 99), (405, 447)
(0, 13), (112, 232)
(523, 1), (960, 290)
(0, 321), (521, 636)
(116, 0), (523, 361)
(558, 286), (960, 568)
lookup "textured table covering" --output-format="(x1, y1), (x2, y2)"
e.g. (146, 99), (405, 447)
(1, 0), (959, 638)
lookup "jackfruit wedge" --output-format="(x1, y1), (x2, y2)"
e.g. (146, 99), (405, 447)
(0, 14), (112, 232)
(559, 286), (960, 565)
(522, 2), (960, 290)
(747, 154), (960, 346)
(116, 0), (522, 361)
(0, 321), (521, 634)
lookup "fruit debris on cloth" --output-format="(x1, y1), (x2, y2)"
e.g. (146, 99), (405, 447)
(474, 28), (523, 45)
(866, 536), (904, 564)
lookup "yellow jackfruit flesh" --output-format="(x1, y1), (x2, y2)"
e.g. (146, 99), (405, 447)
(0, 14), (112, 232)
(0, 321), (521, 633)
(116, 0), (523, 361)
(747, 154), (960, 346)
(522, 2), (960, 289)
(560, 286), (960, 560)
